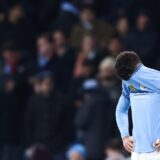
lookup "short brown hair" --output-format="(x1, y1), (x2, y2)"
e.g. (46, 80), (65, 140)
(115, 51), (141, 80)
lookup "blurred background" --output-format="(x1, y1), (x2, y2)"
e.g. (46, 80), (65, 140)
(0, 0), (160, 160)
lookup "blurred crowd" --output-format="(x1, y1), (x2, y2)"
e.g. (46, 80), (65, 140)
(0, 0), (160, 160)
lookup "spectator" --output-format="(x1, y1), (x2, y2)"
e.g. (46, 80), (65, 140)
(71, 34), (102, 101)
(29, 33), (57, 77)
(70, 59), (97, 111)
(74, 77), (112, 160)
(116, 16), (129, 44)
(74, 35), (105, 78)
(53, 30), (75, 92)
(25, 144), (52, 160)
(107, 37), (123, 57)
(0, 4), (35, 52)
(104, 138), (126, 160)
(70, 4), (115, 49)
(97, 57), (121, 137)
(52, 0), (79, 37)
(0, 43), (29, 160)
(1, 43), (30, 101)
(25, 71), (72, 157)
(98, 57), (121, 103)
(126, 12), (157, 66)
(66, 144), (87, 160)
(0, 78), (21, 160)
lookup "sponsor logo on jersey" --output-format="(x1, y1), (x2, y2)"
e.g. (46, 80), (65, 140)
(140, 84), (147, 91)
(129, 85), (137, 91)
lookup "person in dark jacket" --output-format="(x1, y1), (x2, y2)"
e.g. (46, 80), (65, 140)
(74, 57), (121, 160)
(52, 1), (79, 37)
(0, 43), (30, 160)
(28, 33), (58, 81)
(0, 84), (21, 160)
(0, 4), (36, 52)
(25, 71), (72, 157)
(0, 42), (30, 106)
(97, 57), (121, 138)
(53, 30), (76, 93)
(125, 12), (157, 67)
(74, 79), (112, 160)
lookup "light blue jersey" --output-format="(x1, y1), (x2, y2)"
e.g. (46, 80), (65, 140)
(116, 64), (160, 153)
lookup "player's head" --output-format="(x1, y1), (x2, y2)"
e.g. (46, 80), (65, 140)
(115, 51), (142, 80)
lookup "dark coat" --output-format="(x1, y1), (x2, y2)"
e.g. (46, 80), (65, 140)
(0, 91), (20, 145)
(28, 54), (58, 76)
(25, 92), (72, 154)
(74, 88), (113, 160)
(0, 60), (31, 145)
(55, 47), (75, 93)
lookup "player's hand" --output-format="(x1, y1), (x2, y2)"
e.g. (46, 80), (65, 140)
(122, 136), (134, 153)
(153, 139), (160, 151)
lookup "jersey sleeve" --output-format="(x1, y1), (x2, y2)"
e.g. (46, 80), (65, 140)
(116, 82), (131, 138)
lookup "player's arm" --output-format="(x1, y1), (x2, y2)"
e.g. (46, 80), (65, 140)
(116, 82), (134, 152)
(116, 94), (130, 138)
(116, 82), (130, 138)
